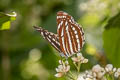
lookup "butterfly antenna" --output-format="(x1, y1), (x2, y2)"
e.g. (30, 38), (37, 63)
(33, 26), (42, 30)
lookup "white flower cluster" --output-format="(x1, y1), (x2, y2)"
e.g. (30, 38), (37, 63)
(72, 53), (88, 64)
(84, 64), (120, 80)
(84, 64), (105, 80)
(105, 64), (116, 74)
(55, 60), (70, 77)
(114, 68), (120, 78)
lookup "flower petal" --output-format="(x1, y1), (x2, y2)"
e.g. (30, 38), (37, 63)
(54, 73), (63, 77)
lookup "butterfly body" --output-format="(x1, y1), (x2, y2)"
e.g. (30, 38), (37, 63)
(34, 11), (85, 58)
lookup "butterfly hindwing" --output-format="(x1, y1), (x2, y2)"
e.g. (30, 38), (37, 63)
(57, 11), (85, 57)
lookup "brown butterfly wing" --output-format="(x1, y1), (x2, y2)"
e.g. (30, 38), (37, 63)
(57, 11), (85, 57)
(34, 26), (61, 53)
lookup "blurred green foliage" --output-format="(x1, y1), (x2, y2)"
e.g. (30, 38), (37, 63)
(0, 0), (120, 80)
(103, 12), (120, 67)
(0, 12), (16, 30)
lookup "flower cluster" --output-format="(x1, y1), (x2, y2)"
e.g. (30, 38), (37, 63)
(55, 60), (70, 77)
(114, 68), (120, 78)
(54, 53), (120, 80)
(105, 64), (116, 74)
(84, 64), (105, 80)
(84, 64), (120, 80)
(55, 53), (88, 79)
(72, 53), (88, 64)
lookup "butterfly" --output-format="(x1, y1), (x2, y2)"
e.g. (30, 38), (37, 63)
(34, 11), (85, 58)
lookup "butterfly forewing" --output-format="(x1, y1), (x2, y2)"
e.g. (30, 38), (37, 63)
(57, 11), (85, 57)
(34, 26), (61, 53)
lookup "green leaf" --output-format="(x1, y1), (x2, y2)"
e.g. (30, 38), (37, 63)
(0, 12), (17, 30)
(105, 12), (120, 29)
(103, 12), (120, 67)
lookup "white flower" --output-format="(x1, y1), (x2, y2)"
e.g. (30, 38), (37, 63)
(114, 68), (120, 78)
(72, 53), (88, 63)
(84, 64), (120, 80)
(54, 73), (63, 77)
(82, 59), (88, 63)
(83, 70), (97, 80)
(84, 65), (105, 79)
(92, 64), (105, 79)
(84, 71), (92, 79)
(55, 60), (70, 77)
(59, 60), (62, 64)
(85, 78), (95, 80)
(105, 64), (116, 74)
(105, 64), (113, 72)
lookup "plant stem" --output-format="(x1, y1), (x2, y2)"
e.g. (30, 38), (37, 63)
(67, 74), (76, 80)
(73, 62), (81, 80)
(76, 62), (81, 79)
(77, 62), (81, 72)
(105, 74), (114, 80)
(111, 74), (114, 80)
(68, 71), (77, 80)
